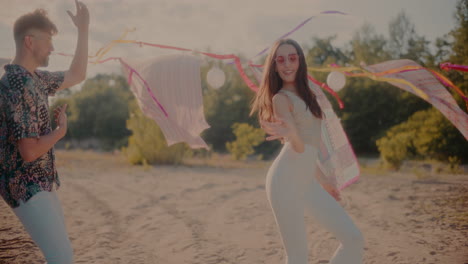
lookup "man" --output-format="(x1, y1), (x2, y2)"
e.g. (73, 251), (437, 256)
(0, 1), (89, 263)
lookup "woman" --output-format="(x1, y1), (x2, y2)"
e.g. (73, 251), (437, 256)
(251, 39), (364, 264)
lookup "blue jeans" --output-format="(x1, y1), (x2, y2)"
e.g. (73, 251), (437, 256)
(13, 191), (74, 264)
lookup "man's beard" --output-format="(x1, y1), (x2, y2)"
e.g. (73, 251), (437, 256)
(34, 52), (49, 67)
(40, 56), (49, 67)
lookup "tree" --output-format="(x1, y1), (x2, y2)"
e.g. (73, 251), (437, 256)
(425, 36), (452, 68)
(347, 23), (391, 65)
(51, 74), (133, 150)
(445, 0), (468, 107)
(305, 35), (349, 66)
(387, 11), (431, 65)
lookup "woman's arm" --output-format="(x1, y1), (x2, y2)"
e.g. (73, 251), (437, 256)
(269, 93), (304, 153)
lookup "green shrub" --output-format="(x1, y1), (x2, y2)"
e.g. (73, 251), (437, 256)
(226, 123), (265, 160)
(123, 104), (188, 165)
(377, 107), (468, 169)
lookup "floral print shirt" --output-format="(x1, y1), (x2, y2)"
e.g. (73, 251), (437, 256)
(0, 64), (65, 208)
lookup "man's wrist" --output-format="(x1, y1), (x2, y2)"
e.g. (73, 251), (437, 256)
(56, 125), (67, 138)
(77, 26), (89, 34)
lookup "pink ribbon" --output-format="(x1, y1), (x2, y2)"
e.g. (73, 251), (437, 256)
(440, 62), (468, 72)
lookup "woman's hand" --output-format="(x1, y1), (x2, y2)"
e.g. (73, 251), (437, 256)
(260, 118), (290, 141)
(315, 167), (341, 201)
(322, 182), (341, 201)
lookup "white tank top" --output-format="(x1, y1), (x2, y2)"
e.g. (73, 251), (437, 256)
(278, 89), (322, 147)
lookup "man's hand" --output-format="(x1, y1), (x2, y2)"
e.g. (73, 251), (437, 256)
(18, 104), (69, 162)
(58, 0), (89, 92)
(67, 0), (89, 31)
(54, 104), (68, 137)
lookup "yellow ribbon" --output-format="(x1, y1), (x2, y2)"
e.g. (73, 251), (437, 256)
(92, 28), (137, 64)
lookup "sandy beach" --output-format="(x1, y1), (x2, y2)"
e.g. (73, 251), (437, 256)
(1, 150), (467, 264)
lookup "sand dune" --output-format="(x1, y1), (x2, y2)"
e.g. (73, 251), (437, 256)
(1, 151), (467, 264)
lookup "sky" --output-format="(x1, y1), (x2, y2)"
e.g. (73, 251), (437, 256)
(0, 0), (460, 78)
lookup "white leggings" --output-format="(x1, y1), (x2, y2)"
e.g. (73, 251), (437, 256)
(12, 191), (74, 264)
(266, 143), (364, 264)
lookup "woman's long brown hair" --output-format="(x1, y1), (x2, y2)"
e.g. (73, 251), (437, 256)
(250, 39), (323, 121)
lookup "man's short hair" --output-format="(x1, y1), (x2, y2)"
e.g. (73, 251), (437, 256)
(14, 9), (58, 46)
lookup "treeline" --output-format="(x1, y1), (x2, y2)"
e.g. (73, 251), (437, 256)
(52, 1), (468, 169)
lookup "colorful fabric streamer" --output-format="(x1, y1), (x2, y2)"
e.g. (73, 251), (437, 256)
(55, 53), (210, 148)
(121, 54), (210, 149)
(106, 57), (169, 117)
(311, 79), (360, 190)
(364, 59), (468, 140)
(308, 64), (468, 108)
(307, 60), (468, 139)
